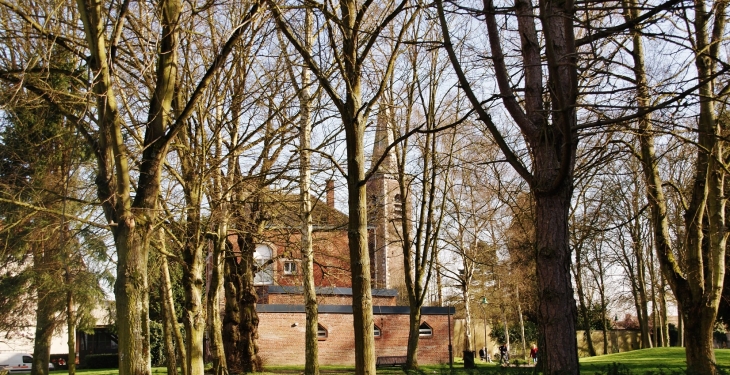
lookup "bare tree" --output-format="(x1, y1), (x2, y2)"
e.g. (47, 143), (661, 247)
(0, 1), (266, 374)
(270, 2), (413, 373)
(436, 0), (582, 371)
(626, 0), (729, 371)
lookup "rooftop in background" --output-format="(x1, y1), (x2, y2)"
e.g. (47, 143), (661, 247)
(266, 285), (398, 297)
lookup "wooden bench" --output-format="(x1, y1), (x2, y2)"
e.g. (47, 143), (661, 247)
(376, 356), (407, 367)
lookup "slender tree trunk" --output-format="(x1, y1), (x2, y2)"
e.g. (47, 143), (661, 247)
(298, 10), (319, 374)
(437, 265), (443, 307)
(181, 247), (203, 375)
(406, 309), (422, 367)
(160, 253), (186, 375)
(575, 246), (596, 356)
(515, 287), (526, 360)
(660, 276), (669, 347)
(463, 288), (473, 352)
(596, 256), (610, 355)
(206, 227), (227, 375)
(649, 247), (661, 347)
(160, 270), (178, 375)
(207, 102), (229, 375)
(677, 305), (684, 347)
(270, 2), (408, 373)
(633, 223), (653, 348)
(67, 290), (76, 375)
(179, 159), (203, 375)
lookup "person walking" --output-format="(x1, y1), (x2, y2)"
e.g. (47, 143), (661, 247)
(498, 343), (509, 365)
(530, 344), (538, 364)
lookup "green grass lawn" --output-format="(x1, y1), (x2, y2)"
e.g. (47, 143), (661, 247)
(579, 347), (730, 374)
(47, 348), (730, 374)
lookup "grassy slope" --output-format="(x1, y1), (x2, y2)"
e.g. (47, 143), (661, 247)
(580, 347), (730, 373)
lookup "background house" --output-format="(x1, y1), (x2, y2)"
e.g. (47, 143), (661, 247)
(219, 106), (454, 366)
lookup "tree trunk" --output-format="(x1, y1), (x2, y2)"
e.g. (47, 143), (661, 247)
(682, 306), (717, 374)
(534, 188), (579, 374)
(297, 10), (319, 374)
(632, 209), (653, 348)
(223, 233), (261, 373)
(660, 276), (669, 347)
(160, 276), (178, 375)
(207, 102), (229, 375)
(161, 254), (186, 375)
(649, 248), (660, 347)
(575, 245), (596, 356)
(406, 308), (422, 369)
(180, 214), (203, 375)
(677, 305), (683, 347)
(206, 226), (227, 375)
(515, 287), (526, 360)
(344, 115), (375, 375)
(31, 292), (55, 375)
(67, 290), (76, 375)
(75, 0), (179, 372)
(114, 224), (152, 375)
(596, 259), (609, 354)
(462, 288), (473, 352)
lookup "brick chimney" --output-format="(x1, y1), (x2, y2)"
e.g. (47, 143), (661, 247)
(326, 180), (335, 208)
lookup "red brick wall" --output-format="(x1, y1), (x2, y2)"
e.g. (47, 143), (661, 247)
(257, 312), (453, 366)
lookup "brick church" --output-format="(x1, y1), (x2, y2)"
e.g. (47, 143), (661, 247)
(227, 106), (453, 366)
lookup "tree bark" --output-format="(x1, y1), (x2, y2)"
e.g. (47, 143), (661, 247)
(67, 290), (76, 375)
(223, 232), (261, 373)
(31, 289), (56, 375)
(177, 121), (204, 375)
(160, 253), (186, 375)
(207, 102), (230, 375)
(206, 233), (227, 375)
(293, 9), (319, 374)
(160, 264), (178, 375)
(660, 276), (669, 347)
(575, 244), (596, 356)
(534, 187), (579, 373)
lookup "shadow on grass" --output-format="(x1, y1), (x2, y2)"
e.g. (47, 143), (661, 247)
(588, 362), (730, 375)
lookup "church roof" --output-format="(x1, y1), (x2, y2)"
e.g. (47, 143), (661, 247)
(261, 192), (349, 230)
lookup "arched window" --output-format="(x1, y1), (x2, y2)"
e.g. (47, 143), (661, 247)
(317, 324), (328, 340)
(374, 324), (382, 338)
(254, 244), (273, 285)
(419, 322), (433, 337)
(394, 194), (403, 219)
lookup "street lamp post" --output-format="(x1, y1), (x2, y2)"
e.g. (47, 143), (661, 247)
(479, 297), (488, 362)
